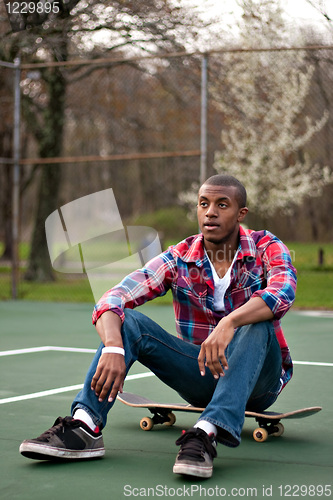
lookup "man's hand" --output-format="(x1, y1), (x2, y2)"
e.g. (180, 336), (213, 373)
(197, 297), (275, 379)
(91, 352), (126, 403)
(197, 318), (235, 379)
(92, 310), (126, 402)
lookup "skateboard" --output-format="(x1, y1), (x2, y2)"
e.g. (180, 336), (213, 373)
(117, 392), (322, 442)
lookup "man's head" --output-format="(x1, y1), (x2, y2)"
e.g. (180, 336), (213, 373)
(197, 174), (248, 249)
(202, 174), (247, 208)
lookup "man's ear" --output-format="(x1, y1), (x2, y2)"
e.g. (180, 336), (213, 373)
(238, 207), (248, 222)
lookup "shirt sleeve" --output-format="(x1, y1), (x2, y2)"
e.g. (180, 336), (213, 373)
(92, 249), (176, 325)
(252, 236), (297, 319)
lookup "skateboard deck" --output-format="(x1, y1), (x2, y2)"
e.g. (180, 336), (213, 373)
(117, 392), (322, 442)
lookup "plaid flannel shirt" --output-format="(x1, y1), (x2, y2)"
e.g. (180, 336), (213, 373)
(93, 226), (297, 389)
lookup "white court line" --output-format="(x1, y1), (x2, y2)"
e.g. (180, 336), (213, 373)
(0, 346), (96, 356)
(0, 372), (155, 405)
(0, 346), (332, 405)
(295, 310), (333, 318)
(293, 361), (333, 367)
(1, 346), (333, 367)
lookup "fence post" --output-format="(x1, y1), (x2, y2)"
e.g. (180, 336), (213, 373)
(12, 56), (21, 299)
(200, 53), (208, 186)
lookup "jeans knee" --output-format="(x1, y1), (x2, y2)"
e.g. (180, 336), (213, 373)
(122, 308), (157, 348)
(124, 308), (139, 321)
(252, 320), (274, 336)
(122, 308), (141, 339)
(235, 320), (274, 346)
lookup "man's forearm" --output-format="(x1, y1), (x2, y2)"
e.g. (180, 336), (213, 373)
(95, 310), (124, 347)
(224, 296), (274, 330)
(199, 297), (275, 379)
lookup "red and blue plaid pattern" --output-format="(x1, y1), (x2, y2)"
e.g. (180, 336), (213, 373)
(93, 226), (296, 389)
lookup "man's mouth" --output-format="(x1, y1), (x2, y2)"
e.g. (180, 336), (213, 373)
(204, 222), (220, 229)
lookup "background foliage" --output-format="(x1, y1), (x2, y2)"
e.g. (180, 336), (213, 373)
(0, 0), (332, 307)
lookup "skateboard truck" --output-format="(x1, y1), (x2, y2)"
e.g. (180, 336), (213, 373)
(252, 417), (285, 442)
(140, 409), (176, 431)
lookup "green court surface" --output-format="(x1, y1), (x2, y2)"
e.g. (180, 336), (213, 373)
(0, 301), (332, 500)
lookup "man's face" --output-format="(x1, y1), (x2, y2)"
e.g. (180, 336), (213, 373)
(197, 183), (248, 246)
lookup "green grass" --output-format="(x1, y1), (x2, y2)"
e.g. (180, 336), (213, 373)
(0, 241), (30, 260)
(0, 241), (332, 309)
(284, 242), (333, 309)
(283, 242), (333, 309)
(0, 273), (94, 302)
(286, 241), (333, 270)
(294, 271), (333, 309)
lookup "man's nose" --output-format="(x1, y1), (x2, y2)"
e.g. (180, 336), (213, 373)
(205, 204), (217, 217)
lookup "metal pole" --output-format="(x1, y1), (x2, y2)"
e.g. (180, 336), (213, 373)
(200, 53), (208, 186)
(12, 57), (21, 299)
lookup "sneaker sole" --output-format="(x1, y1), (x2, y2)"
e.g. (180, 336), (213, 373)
(19, 442), (105, 461)
(173, 462), (213, 479)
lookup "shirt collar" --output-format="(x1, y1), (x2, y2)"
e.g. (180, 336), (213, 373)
(180, 233), (206, 267)
(179, 225), (257, 266)
(176, 226), (257, 267)
(237, 225), (257, 260)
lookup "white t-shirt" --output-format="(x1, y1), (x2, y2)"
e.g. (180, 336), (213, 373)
(205, 250), (238, 312)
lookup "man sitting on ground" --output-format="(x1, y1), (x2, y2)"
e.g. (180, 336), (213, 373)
(20, 174), (296, 479)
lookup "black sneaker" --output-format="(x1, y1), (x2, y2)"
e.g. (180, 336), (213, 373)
(173, 427), (217, 478)
(19, 416), (105, 461)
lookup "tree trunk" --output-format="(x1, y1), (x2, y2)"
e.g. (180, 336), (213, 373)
(0, 163), (13, 261)
(24, 164), (62, 281)
(25, 55), (67, 281)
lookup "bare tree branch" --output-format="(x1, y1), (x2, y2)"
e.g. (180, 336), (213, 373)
(305, 0), (332, 25)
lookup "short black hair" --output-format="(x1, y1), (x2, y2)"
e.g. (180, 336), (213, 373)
(203, 174), (247, 208)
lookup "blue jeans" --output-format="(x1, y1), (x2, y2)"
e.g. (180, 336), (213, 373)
(72, 309), (282, 447)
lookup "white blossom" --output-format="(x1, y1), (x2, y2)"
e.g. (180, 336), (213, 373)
(210, 0), (332, 216)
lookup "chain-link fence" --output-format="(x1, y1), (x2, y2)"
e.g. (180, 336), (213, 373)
(208, 47), (333, 234)
(1, 46), (333, 300)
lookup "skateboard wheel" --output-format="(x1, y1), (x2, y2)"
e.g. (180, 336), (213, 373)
(253, 427), (268, 442)
(165, 412), (176, 426)
(272, 422), (284, 437)
(140, 417), (154, 431)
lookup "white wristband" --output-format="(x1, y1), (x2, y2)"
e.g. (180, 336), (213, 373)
(102, 346), (125, 356)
